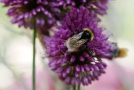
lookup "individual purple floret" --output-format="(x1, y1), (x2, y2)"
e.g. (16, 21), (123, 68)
(44, 7), (117, 85)
(0, 0), (60, 34)
(57, 0), (108, 22)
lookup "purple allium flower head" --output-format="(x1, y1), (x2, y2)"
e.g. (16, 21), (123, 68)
(0, 0), (60, 34)
(57, 0), (108, 22)
(44, 7), (116, 85)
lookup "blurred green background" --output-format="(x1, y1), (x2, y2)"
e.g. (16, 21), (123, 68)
(0, 0), (134, 90)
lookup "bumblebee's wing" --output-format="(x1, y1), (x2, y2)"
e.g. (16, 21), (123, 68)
(74, 39), (88, 48)
(71, 32), (84, 40)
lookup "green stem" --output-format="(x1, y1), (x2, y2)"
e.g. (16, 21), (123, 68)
(32, 19), (37, 90)
(73, 85), (76, 90)
(78, 85), (80, 90)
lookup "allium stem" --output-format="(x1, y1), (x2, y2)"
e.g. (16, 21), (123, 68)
(78, 85), (80, 90)
(73, 85), (76, 90)
(32, 19), (37, 90)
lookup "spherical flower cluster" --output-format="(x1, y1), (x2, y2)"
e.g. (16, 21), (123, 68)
(57, 0), (108, 21)
(44, 7), (116, 85)
(0, 0), (61, 34)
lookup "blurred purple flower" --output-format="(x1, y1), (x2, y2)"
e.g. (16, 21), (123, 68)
(57, 0), (108, 22)
(0, 0), (60, 34)
(44, 7), (116, 85)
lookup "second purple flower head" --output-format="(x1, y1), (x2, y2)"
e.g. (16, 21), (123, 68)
(57, 0), (109, 22)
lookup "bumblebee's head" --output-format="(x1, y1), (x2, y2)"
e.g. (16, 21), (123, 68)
(80, 28), (94, 41)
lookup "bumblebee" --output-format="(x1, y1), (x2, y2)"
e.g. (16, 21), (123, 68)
(112, 47), (128, 58)
(65, 28), (94, 52)
(109, 42), (128, 59)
